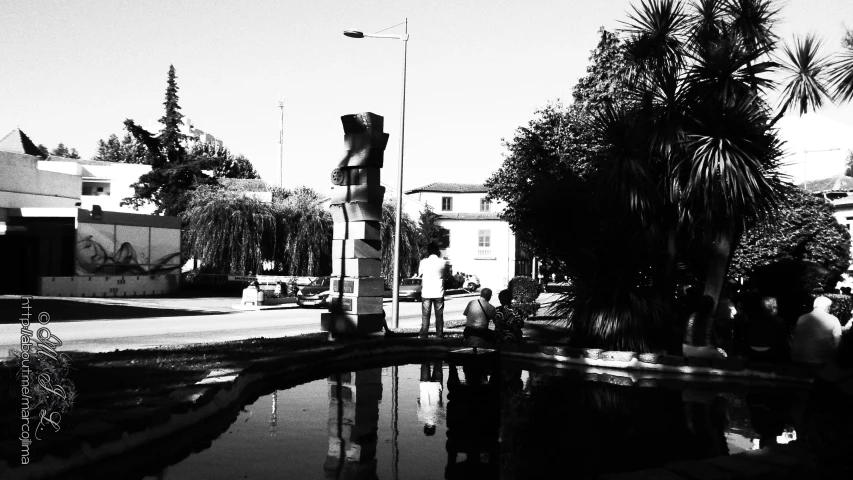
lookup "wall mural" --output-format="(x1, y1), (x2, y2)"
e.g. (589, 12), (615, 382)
(75, 222), (180, 275)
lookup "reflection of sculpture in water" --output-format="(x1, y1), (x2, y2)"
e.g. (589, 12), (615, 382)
(324, 369), (383, 480)
(75, 234), (180, 275)
(419, 362), (445, 436)
(444, 362), (500, 479)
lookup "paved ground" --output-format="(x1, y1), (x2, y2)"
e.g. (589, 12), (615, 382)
(1, 293), (563, 357)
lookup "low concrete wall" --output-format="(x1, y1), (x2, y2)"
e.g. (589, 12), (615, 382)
(39, 274), (180, 297)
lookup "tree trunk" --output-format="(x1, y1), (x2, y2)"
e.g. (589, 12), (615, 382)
(702, 227), (736, 309)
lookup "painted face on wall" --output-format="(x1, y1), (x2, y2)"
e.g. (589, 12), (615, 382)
(75, 236), (108, 274)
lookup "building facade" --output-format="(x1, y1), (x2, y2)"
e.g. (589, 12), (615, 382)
(405, 183), (527, 291)
(0, 128), (180, 296)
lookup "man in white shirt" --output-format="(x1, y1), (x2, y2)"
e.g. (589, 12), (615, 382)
(792, 296), (853, 366)
(418, 243), (446, 338)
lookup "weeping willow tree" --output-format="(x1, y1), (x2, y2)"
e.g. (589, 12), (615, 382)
(183, 185), (278, 274)
(380, 201), (421, 282)
(276, 187), (333, 276)
(185, 185), (422, 278)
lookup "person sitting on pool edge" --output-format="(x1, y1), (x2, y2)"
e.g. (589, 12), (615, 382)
(463, 288), (497, 344)
(494, 289), (524, 343)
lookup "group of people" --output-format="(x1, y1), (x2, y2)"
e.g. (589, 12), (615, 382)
(682, 290), (853, 373)
(417, 242), (525, 344)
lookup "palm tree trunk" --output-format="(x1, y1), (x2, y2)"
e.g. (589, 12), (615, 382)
(702, 226), (736, 308)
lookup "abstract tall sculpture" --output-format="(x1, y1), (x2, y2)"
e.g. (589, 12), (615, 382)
(321, 112), (390, 337)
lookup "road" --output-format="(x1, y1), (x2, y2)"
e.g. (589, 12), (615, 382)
(1, 296), (495, 357)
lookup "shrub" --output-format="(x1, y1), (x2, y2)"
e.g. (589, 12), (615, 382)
(510, 276), (540, 320)
(820, 294), (852, 325)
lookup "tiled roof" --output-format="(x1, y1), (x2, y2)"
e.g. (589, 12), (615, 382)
(437, 212), (502, 220)
(0, 129), (45, 157)
(801, 176), (853, 193)
(405, 182), (488, 194)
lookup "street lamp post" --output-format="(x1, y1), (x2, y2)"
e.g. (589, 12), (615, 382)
(344, 19), (409, 330)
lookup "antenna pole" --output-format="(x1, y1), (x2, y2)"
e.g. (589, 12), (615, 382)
(279, 98), (285, 188)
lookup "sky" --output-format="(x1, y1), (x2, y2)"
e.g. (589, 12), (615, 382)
(2, 0), (852, 192)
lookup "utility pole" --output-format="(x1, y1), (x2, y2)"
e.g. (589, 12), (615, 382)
(278, 98), (285, 188)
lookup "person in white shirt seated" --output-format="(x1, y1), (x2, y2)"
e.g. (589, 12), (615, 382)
(792, 296), (852, 367)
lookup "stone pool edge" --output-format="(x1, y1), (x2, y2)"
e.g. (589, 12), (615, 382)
(3, 336), (814, 480)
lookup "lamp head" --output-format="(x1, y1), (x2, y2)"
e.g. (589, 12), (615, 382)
(343, 30), (364, 38)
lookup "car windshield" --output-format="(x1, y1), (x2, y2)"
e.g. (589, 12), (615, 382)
(309, 277), (330, 287)
(401, 279), (421, 286)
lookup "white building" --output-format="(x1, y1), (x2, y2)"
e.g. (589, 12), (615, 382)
(42, 157), (155, 214)
(404, 182), (531, 291)
(0, 128), (180, 297)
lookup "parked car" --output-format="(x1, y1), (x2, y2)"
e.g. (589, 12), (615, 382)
(297, 276), (331, 307)
(398, 278), (423, 301)
(464, 274), (480, 292)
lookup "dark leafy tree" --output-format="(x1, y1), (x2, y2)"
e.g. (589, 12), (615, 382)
(729, 187), (851, 290)
(416, 205), (443, 255)
(36, 144), (49, 157)
(187, 142), (259, 179)
(93, 133), (148, 164)
(845, 150), (853, 177)
(50, 143), (80, 159)
(121, 65), (256, 216)
(488, 1), (821, 352)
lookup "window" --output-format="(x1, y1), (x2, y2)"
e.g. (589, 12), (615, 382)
(478, 230), (491, 248)
(441, 196), (453, 211)
(438, 227), (450, 248)
(480, 198), (490, 212)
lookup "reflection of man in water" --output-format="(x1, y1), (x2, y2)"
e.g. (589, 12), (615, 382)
(419, 362), (444, 435)
(445, 362), (500, 479)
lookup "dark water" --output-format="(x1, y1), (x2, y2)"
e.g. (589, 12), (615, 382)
(134, 358), (807, 480)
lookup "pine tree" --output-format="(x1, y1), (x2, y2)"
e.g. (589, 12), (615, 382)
(158, 65), (186, 165)
(51, 143), (80, 159)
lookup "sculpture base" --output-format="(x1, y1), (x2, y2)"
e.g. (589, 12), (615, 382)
(321, 312), (385, 336)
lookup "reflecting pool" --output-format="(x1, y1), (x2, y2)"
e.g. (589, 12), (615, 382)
(132, 358), (807, 479)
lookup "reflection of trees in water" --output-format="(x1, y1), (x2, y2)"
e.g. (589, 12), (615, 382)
(498, 370), (734, 478)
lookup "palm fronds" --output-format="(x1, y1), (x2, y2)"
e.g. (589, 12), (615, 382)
(776, 34), (833, 116)
(828, 43), (853, 102)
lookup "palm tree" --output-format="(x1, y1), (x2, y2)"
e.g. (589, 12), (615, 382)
(561, 0), (795, 351)
(380, 201), (421, 282)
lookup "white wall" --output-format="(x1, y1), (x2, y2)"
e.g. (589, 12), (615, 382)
(40, 274), (180, 297)
(0, 154), (81, 208)
(439, 219), (515, 291)
(80, 163), (154, 214)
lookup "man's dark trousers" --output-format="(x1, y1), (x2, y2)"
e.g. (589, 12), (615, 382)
(421, 297), (445, 337)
